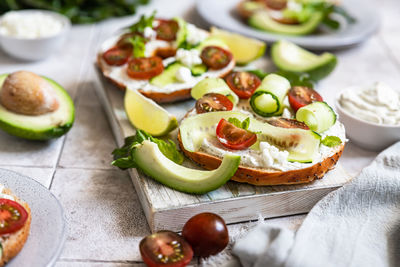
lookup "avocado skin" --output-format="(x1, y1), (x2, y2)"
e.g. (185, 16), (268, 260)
(0, 74), (75, 140)
(276, 57), (337, 81)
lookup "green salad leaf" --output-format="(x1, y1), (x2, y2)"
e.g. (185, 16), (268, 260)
(321, 136), (342, 147)
(129, 11), (156, 33)
(112, 130), (184, 169)
(128, 35), (146, 58)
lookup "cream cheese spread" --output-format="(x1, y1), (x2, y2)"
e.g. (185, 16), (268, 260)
(0, 184), (14, 201)
(339, 82), (400, 125)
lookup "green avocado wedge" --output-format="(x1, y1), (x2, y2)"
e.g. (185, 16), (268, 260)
(249, 10), (324, 35)
(271, 40), (337, 81)
(132, 140), (241, 194)
(0, 74), (75, 140)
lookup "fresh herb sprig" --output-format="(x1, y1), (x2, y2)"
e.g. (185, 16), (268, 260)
(112, 130), (184, 169)
(129, 11), (156, 33)
(321, 136), (342, 147)
(128, 36), (146, 58)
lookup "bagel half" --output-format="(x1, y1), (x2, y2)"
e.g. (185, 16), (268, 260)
(0, 188), (31, 266)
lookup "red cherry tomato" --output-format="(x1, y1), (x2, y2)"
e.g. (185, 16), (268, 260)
(102, 46), (132, 66)
(225, 72), (261, 99)
(288, 86), (323, 112)
(195, 93), (234, 114)
(127, 56), (164, 80)
(155, 19), (179, 41)
(182, 213), (229, 257)
(155, 47), (177, 59)
(267, 117), (309, 130)
(216, 119), (257, 150)
(0, 198), (28, 236)
(265, 0), (287, 10)
(200, 46), (233, 70)
(139, 230), (193, 267)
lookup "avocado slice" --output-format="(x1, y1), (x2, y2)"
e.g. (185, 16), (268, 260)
(133, 140), (241, 194)
(150, 62), (183, 87)
(249, 10), (324, 35)
(0, 74), (74, 140)
(271, 40), (337, 81)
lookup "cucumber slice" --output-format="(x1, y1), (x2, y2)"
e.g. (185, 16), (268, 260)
(271, 40), (337, 81)
(250, 74), (290, 117)
(133, 140), (241, 194)
(191, 78), (239, 105)
(180, 111), (320, 162)
(249, 10), (324, 35)
(190, 64), (207, 76)
(150, 62), (183, 87)
(296, 101), (337, 133)
(174, 17), (187, 48)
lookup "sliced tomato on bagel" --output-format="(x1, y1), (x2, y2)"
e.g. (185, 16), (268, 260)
(225, 72), (261, 99)
(103, 46), (132, 66)
(201, 46), (233, 70)
(127, 56), (164, 80)
(267, 117), (309, 130)
(288, 86), (323, 112)
(154, 19), (179, 41)
(0, 198), (28, 236)
(195, 93), (233, 114)
(216, 119), (257, 150)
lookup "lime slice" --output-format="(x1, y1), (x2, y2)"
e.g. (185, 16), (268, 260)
(210, 27), (266, 65)
(124, 89), (178, 136)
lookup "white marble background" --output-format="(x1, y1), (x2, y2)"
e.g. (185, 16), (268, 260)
(0, 0), (399, 266)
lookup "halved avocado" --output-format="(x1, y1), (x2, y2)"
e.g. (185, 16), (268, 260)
(271, 40), (337, 81)
(249, 10), (324, 35)
(133, 140), (241, 194)
(0, 74), (75, 140)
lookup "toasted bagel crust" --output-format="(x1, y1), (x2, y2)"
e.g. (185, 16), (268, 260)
(177, 131), (345, 186)
(0, 189), (31, 267)
(97, 54), (235, 104)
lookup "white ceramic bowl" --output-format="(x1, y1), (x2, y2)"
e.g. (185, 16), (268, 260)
(0, 10), (70, 61)
(335, 90), (400, 151)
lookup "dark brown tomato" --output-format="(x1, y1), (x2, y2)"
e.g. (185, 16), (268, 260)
(195, 93), (234, 114)
(182, 213), (229, 257)
(225, 72), (261, 99)
(265, 0), (287, 10)
(155, 19), (179, 41)
(139, 230), (193, 267)
(0, 198), (28, 236)
(267, 118), (309, 130)
(288, 86), (323, 112)
(155, 47), (177, 59)
(200, 46), (233, 70)
(102, 46), (132, 66)
(127, 56), (164, 80)
(216, 119), (257, 150)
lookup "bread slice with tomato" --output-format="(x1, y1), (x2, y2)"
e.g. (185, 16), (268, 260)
(177, 73), (346, 186)
(97, 15), (235, 104)
(0, 186), (31, 266)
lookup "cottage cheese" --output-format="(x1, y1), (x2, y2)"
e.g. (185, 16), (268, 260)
(175, 48), (202, 67)
(186, 23), (208, 45)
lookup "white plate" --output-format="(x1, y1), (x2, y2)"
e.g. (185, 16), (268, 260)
(196, 0), (379, 50)
(0, 169), (66, 267)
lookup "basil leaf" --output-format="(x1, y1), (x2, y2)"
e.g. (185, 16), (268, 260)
(228, 117), (242, 128)
(242, 117), (250, 130)
(322, 136), (342, 147)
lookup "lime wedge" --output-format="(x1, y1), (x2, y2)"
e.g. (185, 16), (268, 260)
(210, 27), (266, 65)
(124, 89), (178, 136)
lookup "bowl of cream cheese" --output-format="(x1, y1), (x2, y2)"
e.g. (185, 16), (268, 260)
(336, 82), (400, 151)
(0, 10), (70, 61)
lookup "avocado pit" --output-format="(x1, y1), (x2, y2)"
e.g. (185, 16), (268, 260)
(0, 71), (59, 116)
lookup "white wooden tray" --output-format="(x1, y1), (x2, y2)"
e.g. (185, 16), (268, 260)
(94, 66), (352, 232)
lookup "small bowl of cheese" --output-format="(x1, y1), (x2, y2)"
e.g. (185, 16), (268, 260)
(0, 10), (70, 61)
(335, 82), (400, 151)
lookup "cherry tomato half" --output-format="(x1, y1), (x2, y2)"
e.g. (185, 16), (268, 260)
(102, 46), (132, 66)
(139, 230), (193, 267)
(216, 119), (257, 150)
(267, 117), (309, 130)
(265, 0), (287, 10)
(225, 72), (261, 99)
(288, 86), (323, 112)
(195, 93), (234, 114)
(127, 56), (164, 80)
(155, 19), (179, 41)
(155, 47), (177, 59)
(0, 198), (28, 236)
(182, 213), (229, 257)
(200, 46), (233, 70)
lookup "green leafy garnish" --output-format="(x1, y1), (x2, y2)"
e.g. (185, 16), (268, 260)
(228, 117), (249, 130)
(112, 130), (184, 169)
(321, 136), (342, 147)
(129, 11), (156, 33)
(128, 35), (146, 58)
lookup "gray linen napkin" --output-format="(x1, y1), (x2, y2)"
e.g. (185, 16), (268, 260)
(233, 142), (400, 267)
